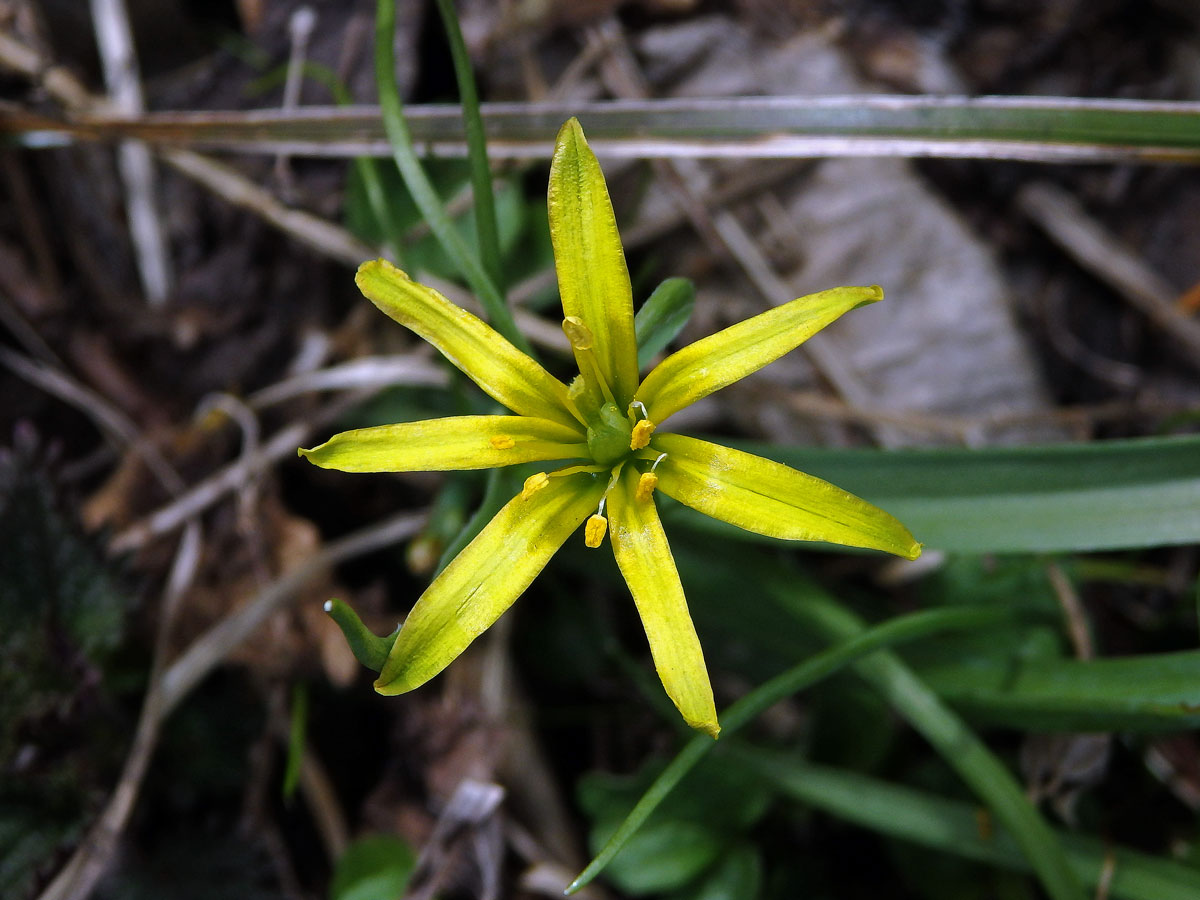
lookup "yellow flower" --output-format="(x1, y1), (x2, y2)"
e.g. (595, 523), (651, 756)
(300, 118), (921, 738)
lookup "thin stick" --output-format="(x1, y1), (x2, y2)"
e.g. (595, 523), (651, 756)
(158, 509), (425, 714)
(0, 345), (184, 493)
(1019, 181), (1200, 369)
(88, 0), (173, 303)
(247, 354), (448, 409)
(38, 510), (422, 900)
(161, 148), (376, 267)
(111, 389), (370, 552)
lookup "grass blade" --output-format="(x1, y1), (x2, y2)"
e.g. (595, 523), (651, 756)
(634, 277), (695, 370)
(733, 746), (1200, 900)
(914, 648), (1200, 732)
(372, 0), (527, 351)
(431, 0), (504, 294)
(770, 578), (1084, 900)
(567, 604), (1019, 893)
(44, 97), (1200, 163)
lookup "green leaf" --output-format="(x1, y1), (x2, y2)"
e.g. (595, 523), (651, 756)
(282, 682), (307, 802)
(372, 0), (527, 350)
(634, 277), (695, 370)
(769, 579), (1084, 900)
(568, 603), (1019, 893)
(578, 756), (770, 896)
(0, 803), (82, 899)
(330, 834), (416, 900)
(673, 435), (1200, 553)
(734, 746), (1200, 900)
(93, 97), (1200, 164)
(914, 647), (1200, 732)
(431, 0), (504, 293)
(324, 599), (399, 672)
(673, 843), (762, 900)
(0, 447), (130, 775)
(593, 818), (723, 894)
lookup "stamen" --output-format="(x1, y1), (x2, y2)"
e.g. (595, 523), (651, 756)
(585, 494), (610, 548)
(562, 316), (615, 406)
(635, 471), (658, 502)
(581, 352), (615, 405)
(584, 463), (623, 548)
(550, 463), (608, 477)
(521, 472), (550, 500)
(650, 452), (667, 472)
(489, 435), (515, 450)
(604, 463), (625, 493)
(630, 419), (655, 450)
(561, 316), (594, 349)
(561, 377), (591, 427)
(584, 513), (608, 548)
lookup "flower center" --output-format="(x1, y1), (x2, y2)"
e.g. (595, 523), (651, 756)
(586, 402), (634, 467)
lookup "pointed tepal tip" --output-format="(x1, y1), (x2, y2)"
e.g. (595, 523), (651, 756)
(557, 116), (587, 148)
(354, 257), (412, 294)
(688, 714), (721, 740)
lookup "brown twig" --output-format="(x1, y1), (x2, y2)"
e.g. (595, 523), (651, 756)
(110, 388), (371, 552)
(247, 353), (448, 409)
(1046, 561), (1094, 661)
(88, 0), (173, 303)
(0, 344), (184, 493)
(39, 509), (424, 900)
(1019, 181), (1200, 370)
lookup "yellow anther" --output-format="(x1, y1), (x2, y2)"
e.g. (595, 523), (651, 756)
(635, 471), (658, 502)
(489, 435), (515, 450)
(522, 472), (550, 500)
(562, 316), (595, 350)
(630, 419), (655, 451)
(584, 514), (608, 548)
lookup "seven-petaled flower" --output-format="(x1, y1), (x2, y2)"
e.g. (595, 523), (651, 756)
(300, 118), (920, 737)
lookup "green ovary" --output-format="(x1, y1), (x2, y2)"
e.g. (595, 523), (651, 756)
(586, 402), (634, 467)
